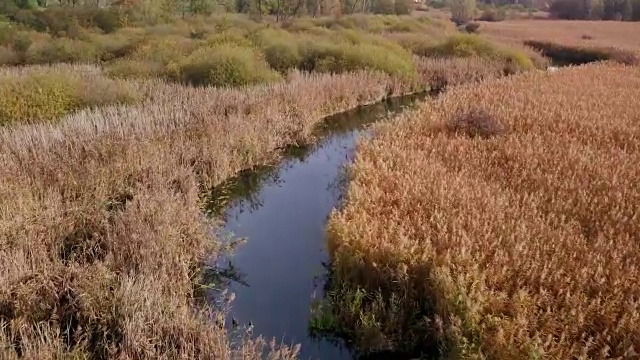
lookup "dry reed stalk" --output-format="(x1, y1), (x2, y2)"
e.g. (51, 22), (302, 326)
(328, 63), (640, 359)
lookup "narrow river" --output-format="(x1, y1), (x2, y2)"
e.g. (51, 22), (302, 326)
(206, 93), (427, 359)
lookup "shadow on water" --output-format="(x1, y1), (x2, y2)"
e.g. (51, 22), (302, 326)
(204, 93), (430, 360)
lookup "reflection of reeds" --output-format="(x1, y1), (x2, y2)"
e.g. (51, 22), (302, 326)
(327, 63), (640, 359)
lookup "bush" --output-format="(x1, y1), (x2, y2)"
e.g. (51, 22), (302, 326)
(464, 22), (480, 33)
(106, 59), (165, 79)
(93, 9), (122, 34)
(25, 38), (102, 64)
(383, 33), (438, 56)
(478, 7), (507, 21)
(299, 40), (416, 78)
(132, 36), (199, 65)
(263, 41), (301, 72)
(0, 46), (19, 66)
(0, 68), (136, 125)
(426, 34), (535, 71)
(173, 45), (281, 87)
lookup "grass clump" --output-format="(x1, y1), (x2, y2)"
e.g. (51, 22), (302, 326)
(173, 44), (281, 87)
(327, 63), (640, 359)
(426, 34), (537, 72)
(299, 40), (416, 78)
(0, 66), (136, 125)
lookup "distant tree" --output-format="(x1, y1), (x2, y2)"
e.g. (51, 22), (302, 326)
(450, 0), (476, 24)
(622, 0), (633, 19)
(589, 0), (604, 18)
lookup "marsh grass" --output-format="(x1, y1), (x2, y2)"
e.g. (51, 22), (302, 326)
(0, 68), (422, 359)
(524, 40), (639, 65)
(327, 63), (640, 359)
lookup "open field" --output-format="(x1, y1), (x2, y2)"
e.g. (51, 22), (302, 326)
(327, 63), (640, 358)
(481, 20), (640, 64)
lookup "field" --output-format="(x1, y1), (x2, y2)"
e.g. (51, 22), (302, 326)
(481, 20), (640, 64)
(481, 19), (640, 52)
(326, 63), (640, 358)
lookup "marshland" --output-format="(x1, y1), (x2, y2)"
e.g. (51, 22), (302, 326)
(0, 0), (639, 358)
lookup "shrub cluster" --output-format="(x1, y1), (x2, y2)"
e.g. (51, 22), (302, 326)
(0, 67), (137, 125)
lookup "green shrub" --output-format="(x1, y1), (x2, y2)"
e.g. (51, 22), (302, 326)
(131, 36), (199, 65)
(93, 9), (122, 34)
(25, 38), (102, 64)
(478, 7), (507, 21)
(0, 68), (136, 125)
(426, 34), (534, 70)
(106, 59), (165, 79)
(90, 33), (143, 61)
(0, 22), (16, 46)
(385, 33), (436, 56)
(263, 41), (301, 72)
(0, 46), (19, 66)
(299, 40), (415, 78)
(205, 31), (252, 47)
(173, 44), (281, 87)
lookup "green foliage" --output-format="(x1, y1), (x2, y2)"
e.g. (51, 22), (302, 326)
(93, 9), (122, 34)
(0, 69), (136, 125)
(0, 46), (19, 65)
(478, 6), (507, 21)
(450, 0), (476, 24)
(25, 37), (102, 64)
(106, 59), (165, 79)
(263, 41), (301, 72)
(299, 39), (416, 78)
(173, 44), (281, 87)
(427, 34), (535, 71)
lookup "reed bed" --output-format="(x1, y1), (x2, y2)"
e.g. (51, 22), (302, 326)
(0, 56), (507, 358)
(481, 20), (640, 64)
(327, 63), (640, 359)
(0, 67), (394, 359)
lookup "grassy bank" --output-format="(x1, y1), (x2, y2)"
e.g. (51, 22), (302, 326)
(326, 63), (640, 358)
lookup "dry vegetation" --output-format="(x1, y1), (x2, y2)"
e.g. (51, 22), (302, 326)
(0, 67), (395, 359)
(327, 63), (640, 359)
(481, 20), (640, 64)
(0, 54), (513, 358)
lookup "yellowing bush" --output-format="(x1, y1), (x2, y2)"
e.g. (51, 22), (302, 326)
(0, 67), (137, 125)
(173, 44), (281, 87)
(425, 34), (537, 71)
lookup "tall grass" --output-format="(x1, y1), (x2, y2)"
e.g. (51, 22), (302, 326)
(326, 63), (640, 358)
(0, 66), (422, 359)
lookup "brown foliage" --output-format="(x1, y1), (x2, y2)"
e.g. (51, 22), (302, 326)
(328, 63), (640, 359)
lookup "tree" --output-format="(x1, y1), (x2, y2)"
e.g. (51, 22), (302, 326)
(589, 0), (604, 18)
(622, 0), (633, 19)
(450, 0), (476, 24)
